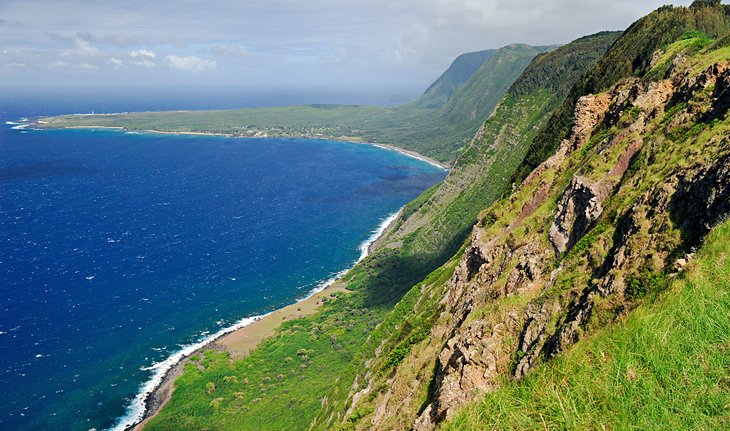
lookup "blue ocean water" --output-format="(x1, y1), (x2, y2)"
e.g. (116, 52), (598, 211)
(0, 93), (445, 431)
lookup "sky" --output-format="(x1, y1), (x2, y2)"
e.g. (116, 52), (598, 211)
(0, 0), (698, 94)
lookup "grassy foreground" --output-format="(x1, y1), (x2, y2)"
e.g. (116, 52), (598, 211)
(143, 288), (384, 431)
(443, 220), (730, 431)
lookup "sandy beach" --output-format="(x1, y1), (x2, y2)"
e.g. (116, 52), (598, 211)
(130, 280), (349, 431)
(218, 280), (349, 356)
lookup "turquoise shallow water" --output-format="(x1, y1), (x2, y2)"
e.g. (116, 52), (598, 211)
(0, 117), (445, 430)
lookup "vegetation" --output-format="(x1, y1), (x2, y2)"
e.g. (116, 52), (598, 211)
(315, 246), (466, 430)
(443, 219), (730, 431)
(378, 31), (619, 274)
(416, 49), (496, 108)
(145, 290), (385, 431)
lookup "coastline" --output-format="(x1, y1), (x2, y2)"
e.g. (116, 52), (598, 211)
(36, 123), (451, 171)
(118, 207), (404, 431)
(368, 142), (449, 171)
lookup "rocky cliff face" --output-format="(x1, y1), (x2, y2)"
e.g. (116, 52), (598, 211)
(414, 52), (730, 431)
(331, 31), (729, 431)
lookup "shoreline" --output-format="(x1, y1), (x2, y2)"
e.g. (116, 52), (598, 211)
(368, 142), (449, 171)
(35, 123), (451, 171)
(117, 208), (403, 431)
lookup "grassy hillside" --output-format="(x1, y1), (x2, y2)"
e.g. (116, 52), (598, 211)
(372, 32), (619, 289)
(443, 218), (730, 431)
(416, 49), (496, 108)
(440, 44), (555, 124)
(36, 45), (548, 163)
(338, 20), (730, 431)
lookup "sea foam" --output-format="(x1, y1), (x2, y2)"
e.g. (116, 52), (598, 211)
(108, 313), (269, 431)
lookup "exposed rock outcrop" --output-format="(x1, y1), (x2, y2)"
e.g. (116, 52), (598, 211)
(422, 313), (519, 425)
(549, 176), (607, 256)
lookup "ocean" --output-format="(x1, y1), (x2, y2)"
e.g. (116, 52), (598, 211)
(0, 90), (445, 430)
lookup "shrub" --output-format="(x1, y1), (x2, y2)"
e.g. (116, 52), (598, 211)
(625, 271), (669, 299)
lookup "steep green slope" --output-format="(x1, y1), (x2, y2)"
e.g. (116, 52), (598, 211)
(36, 44), (548, 163)
(371, 44), (555, 161)
(314, 31), (619, 431)
(416, 49), (496, 108)
(337, 19), (729, 431)
(440, 44), (554, 124)
(443, 217), (730, 431)
(370, 32), (619, 292)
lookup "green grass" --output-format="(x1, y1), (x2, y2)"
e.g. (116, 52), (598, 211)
(417, 49), (497, 108)
(317, 243), (466, 431)
(442, 219), (730, 431)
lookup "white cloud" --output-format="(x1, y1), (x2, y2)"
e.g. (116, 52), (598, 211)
(62, 38), (103, 57)
(49, 60), (68, 68)
(130, 49), (156, 68)
(48, 60), (98, 69)
(109, 57), (123, 69)
(165, 54), (217, 72)
(130, 49), (156, 59)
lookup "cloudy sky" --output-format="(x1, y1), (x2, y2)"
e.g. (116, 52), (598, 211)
(0, 0), (696, 92)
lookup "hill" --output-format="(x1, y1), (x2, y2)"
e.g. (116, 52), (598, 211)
(416, 49), (497, 108)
